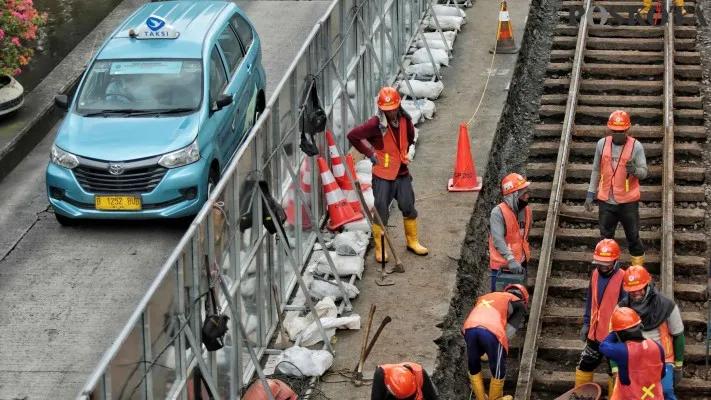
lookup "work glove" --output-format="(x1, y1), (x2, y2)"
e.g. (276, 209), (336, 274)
(584, 196), (594, 212)
(626, 161), (636, 175)
(580, 324), (589, 343)
(507, 259), (524, 274)
(369, 153), (378, 166)
(674, 367), (683, 386)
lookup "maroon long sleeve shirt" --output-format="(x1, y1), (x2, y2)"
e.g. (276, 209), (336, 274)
(346, 114), (415, 177)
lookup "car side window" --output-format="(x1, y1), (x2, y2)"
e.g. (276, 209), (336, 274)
(230, 13), (253, 52)
(209, 45), (228, 104)
(217, 25), (245, 73)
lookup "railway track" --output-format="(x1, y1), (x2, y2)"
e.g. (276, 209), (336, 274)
(512, 0), (711, 398)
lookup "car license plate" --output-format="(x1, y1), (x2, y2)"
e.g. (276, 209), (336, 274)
(95, 195), (142, 211)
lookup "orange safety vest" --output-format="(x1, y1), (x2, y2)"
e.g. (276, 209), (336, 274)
(488, 202), (531, 271)
(462, 292), (520, 352)
(372, 115), (410, 181)
(657, 322), (675, 364)
(381, 362), (424, 400)
(597, 136), (640, 204)
(610, 339), (663, 400)
(588, 268), (624, 342)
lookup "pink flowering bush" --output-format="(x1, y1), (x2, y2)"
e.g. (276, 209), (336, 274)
(0, 0), (48, 77)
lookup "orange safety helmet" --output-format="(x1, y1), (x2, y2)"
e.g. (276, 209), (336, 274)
(504, 283), (529, 308)
(242, 378), (298, 400)
(610, 306), (642, 332)
(378, 87), (401, 111)
(384, 365), (418, 399)
(501, 173), (530, 196)
(622, 265), (652, 292)
(593, 239), (620, 264)
(607, 110), (632, 131)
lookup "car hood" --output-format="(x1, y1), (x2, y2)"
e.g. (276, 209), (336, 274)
(55, 112), (200, 161)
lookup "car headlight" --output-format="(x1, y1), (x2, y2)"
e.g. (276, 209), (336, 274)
(50, 144), (79, 169)
(158, 140), (200, 168)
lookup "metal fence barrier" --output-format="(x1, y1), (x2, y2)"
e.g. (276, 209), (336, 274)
(77, 0), (443, 397)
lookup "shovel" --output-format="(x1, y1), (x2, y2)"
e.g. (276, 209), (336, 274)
(553, 383), (602, 400)
(375, 231), (395, 286)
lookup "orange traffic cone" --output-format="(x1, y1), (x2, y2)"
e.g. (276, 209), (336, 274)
(317, 156), (364, 230)
(326, 131), (346, 183)
(285, 158), (313, 230)
(448, 123), (483, 192)
(490, 0), (519, 54)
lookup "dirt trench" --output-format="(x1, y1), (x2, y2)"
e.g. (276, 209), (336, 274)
(430, 0), (562, 396)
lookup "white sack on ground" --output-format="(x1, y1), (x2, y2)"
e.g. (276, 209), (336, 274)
(425, 15), (464, 31)
(398, 80), (444, 100)
(405, 63), (440, 79)
(300, 315), (362, 346)
(411, 48), (449, 66)
(333, 231), (369, 257)
(402, 99), (436, 120)
(283, 296), (337, 339)
(357, 171), (372, 186)
(432, 4), (467, 18)
(355, 159), (372, 174)
(310, 279), (359, 300)
(343, 218), (372, 234)
(276, 346), (334, 377)
(415, 38), (454, 51)
(408, 143), (416, 161)
(422, 30), (457, 43)
(311, 250), (365, 278)
(346, 80), (356, 97)
(402, 105), (423, 124)
(241, 275), (256, 297)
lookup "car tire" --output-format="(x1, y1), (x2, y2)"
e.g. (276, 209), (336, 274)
(207, 167), (220, 198)
(55, 212), (78, 226)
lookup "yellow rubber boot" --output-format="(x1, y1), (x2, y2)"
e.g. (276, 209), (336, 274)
(489, 377), (512, 400)
(630, 253), (645, 266)
(469, 372), (487, 400)
(372, 224), (388, 263)
(638, 0), (651, 16)
(403, 217), (428, 255)
(674, 0), (687, 14)
(575, 368), (594, 388)
(608, 375), (616, 396)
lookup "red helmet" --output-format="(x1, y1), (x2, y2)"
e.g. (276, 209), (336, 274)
(378, 87), (401, 111)
(607, 110), (631, 131)
(501, 173), (530, 196)
(610, 307), (642, 332)
(242, 379), (298, 400)
(504, 283), (529, 308)
(593, 239), (620, 263)
(384, 365), (417, 399)
(622, 265), (652, 292)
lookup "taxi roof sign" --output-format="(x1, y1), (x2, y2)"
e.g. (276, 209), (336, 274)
(133, 15), (180, 40)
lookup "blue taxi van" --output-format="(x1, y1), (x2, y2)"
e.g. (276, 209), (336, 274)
(47, 1), (266, 225)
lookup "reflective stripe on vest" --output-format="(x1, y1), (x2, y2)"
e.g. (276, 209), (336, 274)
(597, 136), (640, 203)
(488, 202), (531, 270)
(381, 362), (424, 400)
(372, 115), (410, 181)
(588, 268), (624, 342)
(610, 339), (663, 400)
(462, 292), (519, 352)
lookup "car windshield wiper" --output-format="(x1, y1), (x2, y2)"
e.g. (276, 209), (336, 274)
(81, 109), (145, 117)
(134, 108), (196, 116)
(81, 108), (196, 117)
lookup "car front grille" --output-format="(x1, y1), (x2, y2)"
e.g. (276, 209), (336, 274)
(73, 164), (167, 194)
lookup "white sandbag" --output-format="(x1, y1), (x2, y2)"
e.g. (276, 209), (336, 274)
(312, 250), (365, 278)
(241, 275), (256, 297)
(408, 143), (416, 161)
(346, 80), (356, 97)
(363, 186), (375, 211)
(276, 346), (334, 377)
(411, 48), (449, 67)
(405, 63), (440, 79)
(398, 80), (444, 100)
(402, 104), (422, 123)
(425, 15), (464, 31)
(283, 296), (338, 339)
(355, 159), (372, 174)
(432, 4), (467, 18)
(357, 171), (372, 186)
(333, 231), (370, 257)
(343, 218), (372, 234)
(415, 38), (454, 51)
(401, 99), (436, 120)
(310, 279), (360, 300)
(300, 315), (362, 346)
(422, 30), (457, 42)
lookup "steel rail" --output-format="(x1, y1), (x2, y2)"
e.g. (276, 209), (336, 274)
(661, 0), (675, 299)
(514, 0), (591, 396)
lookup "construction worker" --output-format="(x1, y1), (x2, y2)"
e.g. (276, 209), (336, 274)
(584, 110), (648, 266)
(574, 239), (627, 395)
(347, 87), (427, 266)
(488, 173), (531, 292)
(242, 378), (298, 400)
(599, 307), (666, 400)
(638, 0), (686, 17)
(371, 362), (440, 399)
(616, 265), (684, 399)
(464, 283), (529, 400)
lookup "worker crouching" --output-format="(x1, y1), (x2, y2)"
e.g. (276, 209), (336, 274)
(575, 239), (627, 396)
(463, 284), (529, 400)
(585, 110), (648, 266)
(488, 173), (531, 292)
(347, 87), (427, 268)
(371, 362), (440, 399)
(600, 307), (665, 400)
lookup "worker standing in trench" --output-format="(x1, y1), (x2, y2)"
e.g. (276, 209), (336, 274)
(615, 265), (685, 399)
(463, 284), (529, 400)
(599, 307), (666, 399)
(370, 362), (440, 399)
(488, 173), (531, 292)
(347, 87), (428, 268)
(574, 239), (627, 396)
(584, 110), (648, 266)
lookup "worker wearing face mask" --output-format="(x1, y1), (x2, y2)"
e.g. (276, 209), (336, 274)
(585, 110), (648, 266)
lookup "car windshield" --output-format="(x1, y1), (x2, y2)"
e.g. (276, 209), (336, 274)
(75, 59), (203, 115)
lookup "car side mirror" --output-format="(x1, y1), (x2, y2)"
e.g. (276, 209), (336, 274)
(54, 94), (69, 110)
(212, 93), (233, 112)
